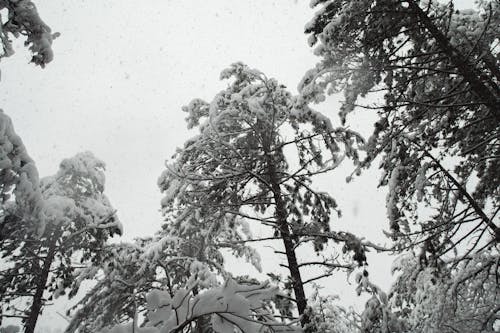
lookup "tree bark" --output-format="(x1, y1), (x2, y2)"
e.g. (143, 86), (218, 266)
(268, 164), (308, 316)
(24, 229), (60, 333)
(261, 132), (311, 329)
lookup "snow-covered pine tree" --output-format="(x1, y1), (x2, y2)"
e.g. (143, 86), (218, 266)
(159, 62), (373, 330)
(303, 1), (499, 331)
(0, 152), (121, 333)
(303, 0), (499, 262)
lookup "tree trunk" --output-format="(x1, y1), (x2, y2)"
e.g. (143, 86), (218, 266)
(261, 132), (311, 329)
(407, 0), (500, 118)
(24, 229), (60, 333)
(422, 148), (500, 242)
(268, 165), (308, 316)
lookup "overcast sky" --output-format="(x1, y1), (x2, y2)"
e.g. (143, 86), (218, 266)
(0, 0), (473, 331)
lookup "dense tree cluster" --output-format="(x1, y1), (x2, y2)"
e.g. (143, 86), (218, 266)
(1, 0), (498, 332)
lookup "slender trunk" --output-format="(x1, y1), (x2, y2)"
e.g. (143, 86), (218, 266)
(407, 0), (500, 118)
(261, 134), (310, 329)
(24, 229), (60, 333)
(268, 163), (308, 316)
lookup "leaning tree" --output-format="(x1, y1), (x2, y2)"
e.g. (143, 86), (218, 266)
(302, 0), (499, 260)
(302, 0), (499, 331)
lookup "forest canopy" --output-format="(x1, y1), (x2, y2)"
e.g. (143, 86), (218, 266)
(0, 0), (498, 333)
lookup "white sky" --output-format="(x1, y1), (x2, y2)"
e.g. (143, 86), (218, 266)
(0, 0), (473, 331)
